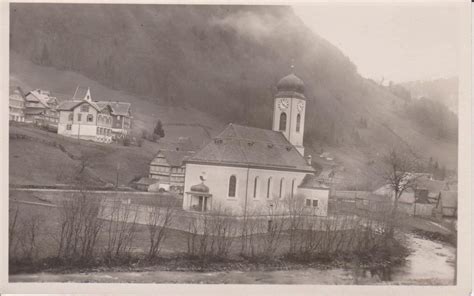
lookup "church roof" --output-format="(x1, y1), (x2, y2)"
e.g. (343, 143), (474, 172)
(276, 73), (305, 100)
(186, 123), (315, 173)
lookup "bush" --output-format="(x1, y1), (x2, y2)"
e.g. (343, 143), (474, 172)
(56, 192), (104, 263)
(123, 136), (131, 146)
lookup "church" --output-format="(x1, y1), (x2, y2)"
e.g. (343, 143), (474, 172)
(182, 71), (330, 216)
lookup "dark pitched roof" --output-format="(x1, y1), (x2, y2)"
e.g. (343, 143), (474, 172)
(159, 150), (195, 167)
(57, 99), (105, 113)
(57, 100), (83, 111)
(299, 174), (329, 190)
(97, 101), (131, 116)
(72, 86), (90, 100)
(25, 89), (50, 107)
(187, 123), (315, 172)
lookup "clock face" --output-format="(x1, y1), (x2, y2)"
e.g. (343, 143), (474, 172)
(278, 98), (289, 110)
(297, 102), (305, 112)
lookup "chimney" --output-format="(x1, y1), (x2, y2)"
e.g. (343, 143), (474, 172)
(306, 155), (312, 165)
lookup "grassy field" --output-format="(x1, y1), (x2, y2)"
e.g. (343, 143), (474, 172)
(9, 123), (181, 186)
(10, 193), (408, 276)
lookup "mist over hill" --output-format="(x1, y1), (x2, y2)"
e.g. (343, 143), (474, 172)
(400, 77), (458, 114)
(10, 3), (458, 176)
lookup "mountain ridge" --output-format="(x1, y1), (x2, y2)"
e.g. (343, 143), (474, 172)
(9, 4), (458, 182)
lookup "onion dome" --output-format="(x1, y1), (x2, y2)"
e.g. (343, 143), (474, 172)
(276, 73), (306, 99)
(190, 182), (209, 193)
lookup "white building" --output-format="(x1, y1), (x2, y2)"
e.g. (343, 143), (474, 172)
(57, 87), (113, 143)
(183, 71), (330, 216)
(9, 86), (26, 122)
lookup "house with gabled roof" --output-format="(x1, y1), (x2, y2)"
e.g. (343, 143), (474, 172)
(24, 89), (59, 128)
(57, 87), (113, 143)
(182, 71), (330, 216)
(96, 101), (132, 139)
(149, 149), (195, 195)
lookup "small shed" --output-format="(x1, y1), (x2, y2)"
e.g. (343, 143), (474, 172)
(133, 177), (161, 192)
(437, 191), (457, 217)
(355, 194), (391, 213)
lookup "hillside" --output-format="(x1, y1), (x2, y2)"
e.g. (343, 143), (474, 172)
(9, 123), (185, 186)
(9, 4), (458, 188)
(10, 52), (223, 148)
(400, 77), (458, 114)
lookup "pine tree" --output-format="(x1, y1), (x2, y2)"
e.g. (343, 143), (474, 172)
(40, 44), (50, 66)
(154, 120), (165, 138)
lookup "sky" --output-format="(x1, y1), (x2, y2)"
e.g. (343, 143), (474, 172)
(293, 4), (464, 83)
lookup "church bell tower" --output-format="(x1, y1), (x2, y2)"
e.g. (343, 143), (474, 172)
(272, 68), (306, 156)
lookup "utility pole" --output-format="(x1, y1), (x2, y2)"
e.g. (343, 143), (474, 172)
(116, 162), (120, 189)
(77, 122), (81, 143)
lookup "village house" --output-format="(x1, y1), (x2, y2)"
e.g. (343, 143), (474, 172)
(24, 89), (59, 129)
(373, 174), (453, 217)
(182, 72), (330, 216)
(149, 149), (195, 195)
(57, 87), (113, 143)
(9, 86), (26, 122)
(96, 101), (132, 139)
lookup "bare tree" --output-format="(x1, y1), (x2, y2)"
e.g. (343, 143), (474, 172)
(57, 191), (104, 263)
(103, 199), (139, 260)
(284, 193), (307, 255)
(382, 149), (420, 238)
(146, 199), (176, 260)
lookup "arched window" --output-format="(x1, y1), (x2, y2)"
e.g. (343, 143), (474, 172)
(253, 176), (259, 198)
(279, 112), (287, 131)
(296, 114), (301, 132)
(267, 177), (272, 199)
(291, 179), (296, 198)
(228, 175), (237, 197)
(279, 178), (284, 199)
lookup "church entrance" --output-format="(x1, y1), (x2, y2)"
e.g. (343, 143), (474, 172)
(186, 181), (212, 213)
(196, 195), (209, 212)
(190, 195), (211, 212)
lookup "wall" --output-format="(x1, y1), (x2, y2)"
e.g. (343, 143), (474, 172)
(297, 187), (329, 216)
(398, 202), (435, 217)
(183, 163), (311, 215)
